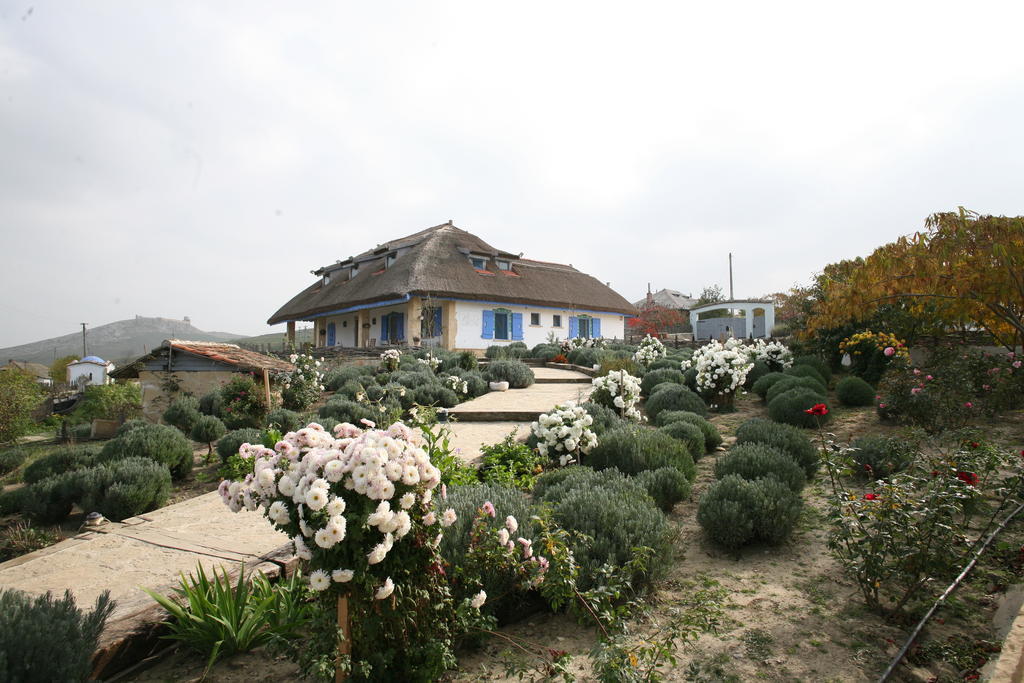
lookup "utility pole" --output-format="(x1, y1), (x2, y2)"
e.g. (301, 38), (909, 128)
(728, 253), (734, 300)
(81, 323), (87, 357)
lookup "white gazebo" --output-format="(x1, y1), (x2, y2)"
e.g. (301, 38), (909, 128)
(689, 299), (776, 341)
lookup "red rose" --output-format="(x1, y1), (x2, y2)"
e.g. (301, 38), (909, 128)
(804, 403), (829, 416)
(864, 493), (879, 500)
(957, 471), (979, 486)
(970, 442), (980, 449)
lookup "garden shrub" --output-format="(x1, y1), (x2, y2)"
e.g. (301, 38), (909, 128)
(793, 355), (832, 384)
(0, 369), (44, 444)
(266, 408), (302, 433)
(190, 415), (227, 456)
(484, 345), (509, 360)
(647, 358), (681, 372)
(479, 432), (545, 490)
(735, 418), (819, 477)
(198, 390), (224, 417)
(317, 398), (375, 426)
(751, 371), (790, 400)
(713, 443), (807, 493)
(548, 484), (672, 590)
(449, 369), (487, 398)
(71, 383), (141, 423)
(658, 421), (705, 460)
(764, 376), (827, 405)
(0, 448), (27, 476)
(115, 419), (149, 437)
(533, 466), (651, 507)
(163, 396), (201, 434)
(598, 356), (642, 378)
(567, 347), (600, 368)
(216, 427), (263, 464)
(529, 344), (561, 361)
(413, 384), (461, 408)
(644, 384), (708, 422)
(314, 416), (339, 433)
(23, 445), (99, 485)
(744, 360), (771, 389)
(767, 387), (832, 429)
(681, 366), (698, 392)
(484, 360), (535, 388)
(654, 411), (722, 452)
(98, 423), (193, 480)
(634, 467), (692, 512)
(322, 364), (374, 392)
(783, 364), (827, 387)
(218, 375), (267, 429)
(697, 474), (803, 549)
(0, 486), (30, 515)
(850, 435), (915, 479)
(21, 472), (79, 523)
(580, 401), (624, 436)
(75, 457), (172, 522)
(586, 426), (695, 480)
(836, 376), (876, 407)
(0, 588), (115, 683)
(334, 379), (365, 401)
(640, 369), (686, 398)
(390, 371), (435, 391)
(452, 351), (479, 372)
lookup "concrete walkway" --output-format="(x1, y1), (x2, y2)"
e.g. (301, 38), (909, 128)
(444, 367), (593, 462)
(0, 491), (290, 675)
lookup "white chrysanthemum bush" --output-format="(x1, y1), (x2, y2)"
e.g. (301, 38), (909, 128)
(681, 338), (755, 412)
(632, 334), (667, 367)
(747, 339), (793, 372)
(530, 402), (598, 466)
(590, 370), (644, 421)
(379, 348), (401, 372)
(280, 353), (326, 411)
(220, 419), (550, 679)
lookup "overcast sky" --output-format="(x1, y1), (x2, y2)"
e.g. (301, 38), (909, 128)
(2, 2), (1023, 347)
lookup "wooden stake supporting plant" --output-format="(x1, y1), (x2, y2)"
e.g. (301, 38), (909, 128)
(336, 594), (350, 683)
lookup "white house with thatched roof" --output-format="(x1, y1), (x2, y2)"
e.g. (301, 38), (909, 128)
(268, 222), (636, 352)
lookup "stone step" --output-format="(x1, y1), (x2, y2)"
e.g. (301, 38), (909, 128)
(534, 377), (591, 384)
(447, 410), (543, 422)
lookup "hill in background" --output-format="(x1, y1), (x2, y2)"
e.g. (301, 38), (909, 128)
(0, 316), (246, 367)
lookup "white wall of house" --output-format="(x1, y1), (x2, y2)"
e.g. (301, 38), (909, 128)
(67, 361), (112, 387)
(453, 300), (625, 350)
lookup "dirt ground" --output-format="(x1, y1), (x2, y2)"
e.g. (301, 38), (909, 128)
(125, 393), (1024, 682)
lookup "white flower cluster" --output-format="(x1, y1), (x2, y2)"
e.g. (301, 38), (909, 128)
(746, 339), (793, 371)
(681, 338), (754, 395)
(280, 354), (326, 408)
(560, 337), (607, 353)
(531, 402), (598, 466)
(591, 370), (644, 421)
(632, 335), (667, 367)
(219, 420), (450, 601)
(380, 349), (401, 371)
(443, 374), (469, 395)
(417, 353), (442, 372)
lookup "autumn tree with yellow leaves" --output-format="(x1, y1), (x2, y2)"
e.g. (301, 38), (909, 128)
(808, 209), (1024, 350)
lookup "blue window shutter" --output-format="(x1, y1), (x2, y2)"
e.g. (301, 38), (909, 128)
(327, 322), (336, 346)
(434, 308), (442, 336)
(569, 316), (579, 338)
(592, 318), (601, 338)
(381, 315), (390, 341)
(482, 310), (494, 339)
(512, 313), (524, 340)
(394, 313), (404, 341)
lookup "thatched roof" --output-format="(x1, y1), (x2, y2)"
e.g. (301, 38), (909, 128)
(268, 223), (636, 324)
(110, 340), (294, 379)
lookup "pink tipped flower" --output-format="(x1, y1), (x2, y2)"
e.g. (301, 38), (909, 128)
(911, 387), (921, 395)
(964, 402), (974, 408)
(913, 368), (921, 375)
(481, 501), (496, 518)
(925, 375), (933, 381)
(884, 347), (895, 357)
(1014, 361), (1022, 369)
(878, 403), (887, 409)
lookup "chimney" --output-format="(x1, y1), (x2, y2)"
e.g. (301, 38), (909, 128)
(646, 283), (654, 307)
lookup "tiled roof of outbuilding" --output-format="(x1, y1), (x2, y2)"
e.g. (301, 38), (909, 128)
(268, 223), (636, 324)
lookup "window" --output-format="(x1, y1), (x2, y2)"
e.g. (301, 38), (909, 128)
(578, 317), (592, 339)
(323, 272), (331, 286)
(470, 257), (486, 269)
(385, 252), (397, 268)
(553, 314), (562, 328)
(530, 313), (540, 326)
(351, 263), (359, 277)
(494, 310), (510, 340)
(496, 259), (511, 270)
(421, 306), (442, 338)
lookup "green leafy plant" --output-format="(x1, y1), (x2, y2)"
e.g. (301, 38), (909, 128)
(72, 382), (142, 423)
(163, 395), (201, 434)
(22, 445), (99, 484)
(750, 372), (790, 400)
(479, 431), (544, 490)
(216, 427), (263, 464)
(767, 387), (832, 428)
(0, 521), (59, 561)
(191, 415), (227, 459)
(0, 448), (27, 476)
(98, 422), (194, 480)
(422, 422), (478, 486)
(850, 434), (916, 479)
(653, 411), (722, 453)
(219, 375), (268, 429)
(145, 564), (312, 673)
(713, 443), (807, 493)
(484, 360), (535, 388)
(587, 426), (695, 480)
(0, 369), (44, 444)
(0, 588), (115, 682)
(735, 418), (819, 478)
(835, 375), (876, 406)
(763, 376), (827, 405)
(644, 384), (708, 422)
(75, 457), (173, 521)
(697, 474), (803, 550)
(658, 421), (705, 461)
(640, 369), (686, 398)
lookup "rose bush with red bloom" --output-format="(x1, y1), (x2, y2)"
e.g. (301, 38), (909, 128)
(957, 471), (980, 486)
(804, 403), (829, 416)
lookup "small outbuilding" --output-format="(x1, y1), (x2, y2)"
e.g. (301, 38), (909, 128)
(67, 356), (115, 388)
(689, 299), (777, 341)
(111, 339), (294, 422)
(2, 360), (53, 386)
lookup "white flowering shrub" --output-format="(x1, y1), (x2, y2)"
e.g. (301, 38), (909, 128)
(380, 349), (401, 372)
(747, 339), (793, 372)
(590, 370), (644, 421)
(681, 338), (754, 410)
(281, 354), (326, 411)
(531, 402), (598, 466)
(632, 335), (667, 367)
(417, 352), (442, 373)
(560, 336), (607, 353)
(442, 374), (469, 395)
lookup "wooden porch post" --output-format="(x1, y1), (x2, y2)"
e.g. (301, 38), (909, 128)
(262, 368), (272, 410)
(286, 321), (296, 348)
(336, 594), (351, 682)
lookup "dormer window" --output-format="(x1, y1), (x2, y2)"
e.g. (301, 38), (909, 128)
(323, 272), (331, 286)
(385, 252), (397, 268)
(496, 259), (511, 271)
(351, 263), (359, 277)
(470, 256), (487, 270)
